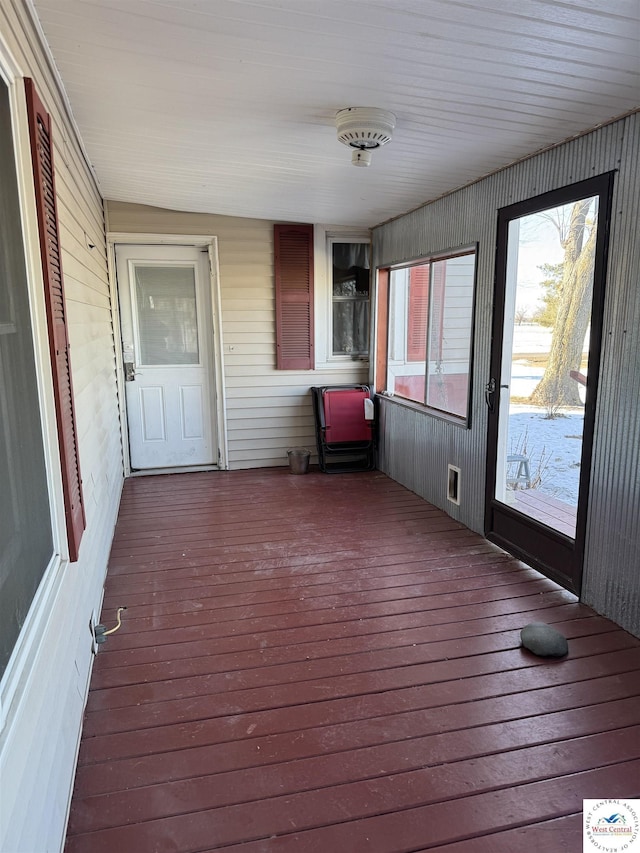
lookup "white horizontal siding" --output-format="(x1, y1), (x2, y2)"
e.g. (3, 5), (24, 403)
(0, 2), (122, 852)
(227, 406), (313, 421)
(106, 201), (369, 469)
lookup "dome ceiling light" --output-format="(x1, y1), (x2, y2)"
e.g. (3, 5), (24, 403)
(335, 107), (396, 167)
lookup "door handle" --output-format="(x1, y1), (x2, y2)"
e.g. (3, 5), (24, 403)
(484, 378), (496, 412)
(124, 361), (136, 382)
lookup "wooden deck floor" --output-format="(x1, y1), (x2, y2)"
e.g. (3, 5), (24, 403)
(512, 490), (577, 538)
(66, 468), (640, 853)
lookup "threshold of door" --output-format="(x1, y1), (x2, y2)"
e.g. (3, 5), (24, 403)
(129, 464), (220, 477)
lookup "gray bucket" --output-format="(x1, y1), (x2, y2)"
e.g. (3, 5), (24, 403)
(287, 447), (311, 475)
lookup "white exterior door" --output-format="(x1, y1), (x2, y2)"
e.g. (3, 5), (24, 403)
(116, 245), (217, 470)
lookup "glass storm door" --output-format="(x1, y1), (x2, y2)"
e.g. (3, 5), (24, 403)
(116, 244), (216, 470)
(485, 174), (614, 593)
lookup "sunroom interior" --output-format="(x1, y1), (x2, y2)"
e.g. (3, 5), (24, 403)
(1, 1), (639, 851)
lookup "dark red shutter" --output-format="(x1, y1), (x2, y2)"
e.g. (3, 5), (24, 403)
(25, 78), (85, 562)
(407, 263), (430, 361)
(274, 223), (314, 369)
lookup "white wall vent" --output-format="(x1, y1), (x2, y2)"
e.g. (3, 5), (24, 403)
(447, 464), (461, 505)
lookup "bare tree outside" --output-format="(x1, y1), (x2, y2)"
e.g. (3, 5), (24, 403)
(529, 198), (597, 413)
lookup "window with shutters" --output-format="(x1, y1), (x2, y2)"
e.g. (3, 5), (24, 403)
(0, 77), (54, 679)
(383, 248), (477, 423)
(24, 78), (85, 561)
(275, 223), (314, 369)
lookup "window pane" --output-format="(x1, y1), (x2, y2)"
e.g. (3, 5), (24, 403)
(386, 252), (475, 419)
(493, 198), (598, 537)
(386, 264), (428, 404)
(425, 254), (475, 418)
(135, 265), (199, 364)
(332, 243), (370, 356)
(333, 300), (370, 355)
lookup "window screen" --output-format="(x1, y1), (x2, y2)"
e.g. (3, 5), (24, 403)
(385, 250), (476, 422)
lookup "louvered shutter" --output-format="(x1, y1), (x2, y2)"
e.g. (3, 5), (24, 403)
(274, 223), (314, 369)
(407, 264), (430, 361)
(24, 78), (85, 562)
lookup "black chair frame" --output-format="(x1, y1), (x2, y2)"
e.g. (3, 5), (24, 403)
(311, 384), (376, 474)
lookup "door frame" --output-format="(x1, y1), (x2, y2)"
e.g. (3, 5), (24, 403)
(107, 233), (228, 475)
(484, 173), (615, 594)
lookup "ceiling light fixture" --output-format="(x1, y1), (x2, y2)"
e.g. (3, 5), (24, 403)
(335, 107), (396, 167)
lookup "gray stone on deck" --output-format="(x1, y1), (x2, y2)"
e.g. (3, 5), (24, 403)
(520, 622), (569, 658)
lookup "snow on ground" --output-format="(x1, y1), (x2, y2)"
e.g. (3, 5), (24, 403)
(507, 406), (583, 504)
(513, 324), (553, 353)
(507, 325), (586, 506)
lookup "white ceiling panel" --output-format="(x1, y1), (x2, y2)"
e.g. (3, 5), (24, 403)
(32, 0), (640, 226)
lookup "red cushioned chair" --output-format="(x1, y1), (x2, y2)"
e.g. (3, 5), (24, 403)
(311, 385), (375, 473)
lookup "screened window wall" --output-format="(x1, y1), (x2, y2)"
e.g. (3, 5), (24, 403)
(385, 250), (476, 422)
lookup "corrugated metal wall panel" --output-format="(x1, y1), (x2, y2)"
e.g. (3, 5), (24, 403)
(583, 112), (640, 631)
(373, 114), (639, 636)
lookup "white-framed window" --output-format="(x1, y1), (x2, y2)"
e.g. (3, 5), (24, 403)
(314, 227), (371, 367)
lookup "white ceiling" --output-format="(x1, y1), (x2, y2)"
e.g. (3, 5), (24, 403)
(32, 0), (640, 228)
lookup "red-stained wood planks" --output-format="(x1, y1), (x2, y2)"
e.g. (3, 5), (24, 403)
(66, 469), (640, 852)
